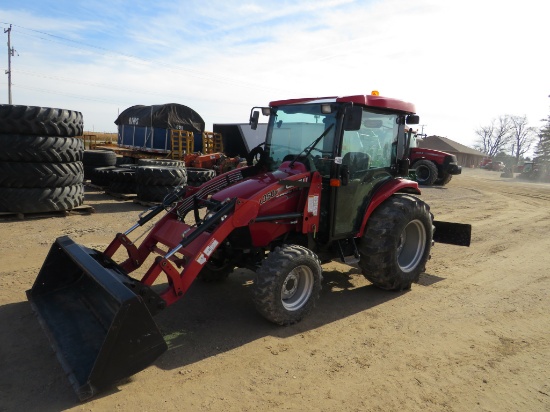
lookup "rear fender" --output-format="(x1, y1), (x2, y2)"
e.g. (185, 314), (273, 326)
(357, 178), (421, 238)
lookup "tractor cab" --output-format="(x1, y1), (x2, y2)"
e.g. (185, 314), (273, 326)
(250, 93), (419, 243)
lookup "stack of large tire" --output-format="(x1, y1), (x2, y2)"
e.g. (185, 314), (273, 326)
(106, 167), (137, 194)
(186, 167), (216, 186)
(135, 159), (187, 202)
(0, 105), (85, 214)
(83, 149), (117, 184)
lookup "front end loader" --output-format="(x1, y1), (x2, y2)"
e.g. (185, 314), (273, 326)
(28, 92), (471, 400)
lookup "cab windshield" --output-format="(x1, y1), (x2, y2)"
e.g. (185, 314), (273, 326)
(265, 104), (337, 171)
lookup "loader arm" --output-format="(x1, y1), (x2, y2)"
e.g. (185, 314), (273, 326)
(137, 197), (260, 305)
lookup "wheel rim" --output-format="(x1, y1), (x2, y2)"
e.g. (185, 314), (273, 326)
(397, 219), (426, 272)
(281, 265), (314, 311)
(416, 166), (429, 182)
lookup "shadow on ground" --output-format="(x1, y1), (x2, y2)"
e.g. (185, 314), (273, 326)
(1, 267), (439, 409)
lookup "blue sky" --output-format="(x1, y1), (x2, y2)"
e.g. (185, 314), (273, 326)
(1, 0), (549, 149)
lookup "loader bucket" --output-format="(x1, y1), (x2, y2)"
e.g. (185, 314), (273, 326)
(26, 236), (167, 401)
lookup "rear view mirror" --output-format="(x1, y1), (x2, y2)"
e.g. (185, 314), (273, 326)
(344, 106), (363, 131)
(250, 110), (260, 130)
(406, 115), (419, 125)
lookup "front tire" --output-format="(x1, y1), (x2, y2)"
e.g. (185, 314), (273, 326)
(435, 172), (453, 186)
(252, 245), (322, 325)
(414, 160), (438, 186)
(358, 194), (433, 291)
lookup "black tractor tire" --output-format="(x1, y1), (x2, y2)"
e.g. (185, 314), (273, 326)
(0, 135), (83, 163)
(252, 244), (322, 325)
(108, 181), (136, 194)
(83, 150), (117, 166)
(136, 184), (180, 202)
(413, 160), (439, 186)
(0, 184), (84, 213)
(137, 158), (186, 167)
(187, 167), (216, 186)
(90, 166), (117, 186)
(116, 156), (136, 166)
(0, 105), (83, 136)
(435, 172), (453, 186)
(0, 161), (84, 188)
(358, 194), (433, 291)
(84, 165), (95, 180)
(108, 168), (136, 183)
(106, 169), (136, 194)
(136, 166), (187, 186)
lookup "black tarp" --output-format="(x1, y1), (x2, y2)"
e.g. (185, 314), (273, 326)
(114, 103), (205, 134)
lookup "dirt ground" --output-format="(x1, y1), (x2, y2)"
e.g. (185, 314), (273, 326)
(0, 168), (549, 412)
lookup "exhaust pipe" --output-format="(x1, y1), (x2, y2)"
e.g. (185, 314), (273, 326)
(27, 236), (167, 400)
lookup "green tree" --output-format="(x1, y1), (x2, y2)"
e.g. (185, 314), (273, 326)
(535, 97), (550, 165)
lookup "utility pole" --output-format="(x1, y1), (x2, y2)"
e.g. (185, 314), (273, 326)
(418, 125), (427, 139)
(4, 24), (17, 104)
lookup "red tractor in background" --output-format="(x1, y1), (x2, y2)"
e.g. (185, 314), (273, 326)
(409, 133), (462, 186)
(27, 92), (471, 400)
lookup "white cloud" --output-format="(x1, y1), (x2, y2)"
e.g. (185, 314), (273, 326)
(1, 0), (549, 149)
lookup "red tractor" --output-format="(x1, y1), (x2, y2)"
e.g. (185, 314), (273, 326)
(409, 134), (462, 186)
(27, 92), (471, 400)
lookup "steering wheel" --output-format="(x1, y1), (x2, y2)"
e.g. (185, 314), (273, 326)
(246, 145), (265, 166)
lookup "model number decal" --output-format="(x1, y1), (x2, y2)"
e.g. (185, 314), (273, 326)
(259, 190), (278, 205)
(259, 178), (308, 205)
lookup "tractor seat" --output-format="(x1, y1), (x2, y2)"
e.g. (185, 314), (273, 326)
(342, 152), (370, 178)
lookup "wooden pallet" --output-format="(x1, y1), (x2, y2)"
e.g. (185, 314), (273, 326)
(84, 182), (106, 190)
(104, 191), (137, 200)
(0, 204), (95, 220)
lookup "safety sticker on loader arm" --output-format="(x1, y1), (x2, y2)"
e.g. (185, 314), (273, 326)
(307, 195), (319, 216)
(196, 238), (219, 265)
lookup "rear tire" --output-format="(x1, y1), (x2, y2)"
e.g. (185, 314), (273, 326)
(0, 105), (83, 136)
(0, 161), (83, 188)
(413, 160), (438, 186)
(358, 194), (432, 291)
(186, 167), (216, 186)
(137, 158), (185, 167)
(0, 184), (84, 213)
(83, 150), (117, 166)
(252, 245), (322, 325)
(0, 135), (83, 163)
(136, 166), (187, 186)
(106, 169), (136, 194)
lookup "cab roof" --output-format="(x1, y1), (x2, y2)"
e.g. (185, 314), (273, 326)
(269, 94), (416, 114)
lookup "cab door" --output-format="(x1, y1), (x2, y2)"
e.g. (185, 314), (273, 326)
(331, 109), (401, 238)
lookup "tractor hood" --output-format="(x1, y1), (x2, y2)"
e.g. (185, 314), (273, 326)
(411, 148), (451, 158)
(211, 162), (309, 202)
